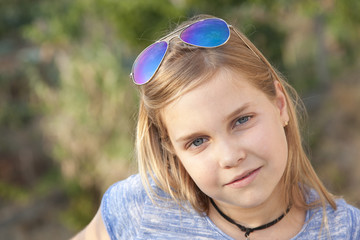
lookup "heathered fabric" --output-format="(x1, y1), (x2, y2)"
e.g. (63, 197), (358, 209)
(101, 174), (360, 240)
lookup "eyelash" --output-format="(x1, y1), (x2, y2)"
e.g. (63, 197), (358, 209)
(188, 137), (208, 149)
(234, 115), (252, 127)
(187, 115), (252, 149)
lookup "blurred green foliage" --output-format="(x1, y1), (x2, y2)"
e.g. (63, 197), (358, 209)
(1, 0), (360, 233)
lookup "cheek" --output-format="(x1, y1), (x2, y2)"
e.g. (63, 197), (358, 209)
(177, 153), (219, 189)
(254, 120), (288, 167)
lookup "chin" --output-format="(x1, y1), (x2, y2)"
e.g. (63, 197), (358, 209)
(233, 190), (273, 209)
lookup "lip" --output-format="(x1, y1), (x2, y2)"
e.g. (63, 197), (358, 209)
(225, 167), (262, 188)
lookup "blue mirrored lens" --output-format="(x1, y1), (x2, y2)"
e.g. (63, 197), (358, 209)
(180, 18), (230, 47)
(133, 41), (168, 85)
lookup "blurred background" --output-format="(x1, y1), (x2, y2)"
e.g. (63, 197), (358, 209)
(0, 0), (359, 239)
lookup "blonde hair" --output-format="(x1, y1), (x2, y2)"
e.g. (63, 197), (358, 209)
(135, 15), (336, 214)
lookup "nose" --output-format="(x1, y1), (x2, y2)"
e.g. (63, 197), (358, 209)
(215, 135), (246, 169)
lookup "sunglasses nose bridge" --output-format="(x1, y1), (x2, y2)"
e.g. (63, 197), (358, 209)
(158, 23), (189, 42)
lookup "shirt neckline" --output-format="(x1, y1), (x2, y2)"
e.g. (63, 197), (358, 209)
(204, 206), (312, 239)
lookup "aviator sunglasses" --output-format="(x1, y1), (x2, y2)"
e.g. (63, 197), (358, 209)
(131, 18), (252, 85)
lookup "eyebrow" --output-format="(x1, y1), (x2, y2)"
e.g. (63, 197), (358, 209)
(225, 102), (251, 123)
(175, 102), (252, 143)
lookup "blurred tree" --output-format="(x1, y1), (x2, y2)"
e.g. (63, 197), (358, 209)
(0, 0), (43, 38)
(0, 0), (53, 188)
(98, 0), (185, 49)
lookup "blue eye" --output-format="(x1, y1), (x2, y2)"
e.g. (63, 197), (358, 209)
(235, 116), (251, 126)
(191, 138), (206, 147)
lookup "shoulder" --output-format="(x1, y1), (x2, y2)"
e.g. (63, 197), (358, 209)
(101, 174), (147, 239)
(102, 173), (146, 204)
(101, 174), (147, 216)
(100, 174), (224, 240)
(329, 198), (360, 237)
(295, 195), (360, 239)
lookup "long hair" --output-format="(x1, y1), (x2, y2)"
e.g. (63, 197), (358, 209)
(135, 15), (336, 214)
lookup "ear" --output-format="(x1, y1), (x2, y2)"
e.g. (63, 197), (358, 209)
(274, 81), (289, 126)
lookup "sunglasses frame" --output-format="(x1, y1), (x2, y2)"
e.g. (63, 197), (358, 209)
(130, 18), (260, 85)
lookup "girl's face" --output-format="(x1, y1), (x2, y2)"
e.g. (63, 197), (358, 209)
(162, 69), (289, 210)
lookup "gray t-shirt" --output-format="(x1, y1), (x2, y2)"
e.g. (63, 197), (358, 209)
(101, 174), (360, 239)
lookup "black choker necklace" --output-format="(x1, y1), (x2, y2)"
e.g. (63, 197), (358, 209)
(210, 199), (291, 240)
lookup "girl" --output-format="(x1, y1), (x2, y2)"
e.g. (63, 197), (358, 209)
(72, 15), (360, 240)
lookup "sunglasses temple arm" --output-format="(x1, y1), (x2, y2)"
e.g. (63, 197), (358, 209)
(230, 26), (261, 61)
(231, 26), (285, 86)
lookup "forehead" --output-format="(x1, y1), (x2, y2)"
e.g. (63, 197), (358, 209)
(161, 69), (267, 133)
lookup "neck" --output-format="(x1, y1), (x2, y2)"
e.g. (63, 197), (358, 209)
(211, 198), (291, 238)
(209, 187), (287, 228)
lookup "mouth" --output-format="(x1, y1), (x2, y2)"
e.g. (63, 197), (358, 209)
(225, 167), (262, 187)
